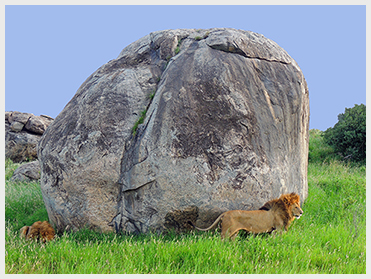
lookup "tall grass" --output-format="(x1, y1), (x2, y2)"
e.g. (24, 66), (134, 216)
(5, 131), (366, 274)
(5, 160), (49, 231)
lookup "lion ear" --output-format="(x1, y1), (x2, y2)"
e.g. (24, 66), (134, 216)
(291, 193), (300, 203)
(282, 196), (290, 205)
(20, 226), (29, 237)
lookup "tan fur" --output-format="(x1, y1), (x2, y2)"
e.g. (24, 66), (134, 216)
(20, 221), (55, 242)
(192, 193), (303, 239)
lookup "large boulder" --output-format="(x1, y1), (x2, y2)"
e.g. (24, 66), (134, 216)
(5, 111), (54, 163)
(38, 28), (309, 233)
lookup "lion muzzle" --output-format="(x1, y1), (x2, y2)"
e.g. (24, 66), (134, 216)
(294, 208), (304, 219)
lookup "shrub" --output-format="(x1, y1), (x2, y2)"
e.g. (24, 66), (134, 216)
(308, 129), (340, 163)
(323, 104), (366, 163)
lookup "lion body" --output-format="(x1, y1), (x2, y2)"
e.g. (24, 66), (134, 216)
(20, 221), (55, 242)
(193, 193), (303, 239)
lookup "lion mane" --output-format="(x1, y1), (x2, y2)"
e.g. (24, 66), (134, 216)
(191, 192), (303, 239)
(20, 221), (55, 242)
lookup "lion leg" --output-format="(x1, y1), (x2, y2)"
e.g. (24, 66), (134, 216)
(221, 227), (227, 239)
(271, 227), (285, 237)
(229, 230), (241, 241)
(221, 227), (238, 240)
(223, 226), (243, 240)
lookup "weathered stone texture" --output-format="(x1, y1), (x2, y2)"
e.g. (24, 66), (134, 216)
(38, 28), (309, 233)
(11, 160), (41, 182)
(5, 111), (54, 162)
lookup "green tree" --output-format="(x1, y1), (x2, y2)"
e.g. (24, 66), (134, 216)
(323, 104), (366, 163)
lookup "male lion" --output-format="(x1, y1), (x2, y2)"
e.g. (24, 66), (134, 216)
(191, 192), (303, 239)
(20, 221), (55, 242)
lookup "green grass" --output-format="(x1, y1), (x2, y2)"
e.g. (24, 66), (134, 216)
(175, 39), (182, 55)
(131, 109), (147, 136)
(5, 160), (49, 231)
(5, 131), (366, 273)
(5, 158), (21, 180)
(148, 89), (156, 100)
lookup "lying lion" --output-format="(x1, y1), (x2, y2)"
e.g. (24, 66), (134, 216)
(20, 221), (55, 242)
(190, 192), (303, 239)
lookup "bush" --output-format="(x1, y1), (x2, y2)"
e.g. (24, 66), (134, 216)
(308, 129), (340, 163)
(323, 104), (366, 163)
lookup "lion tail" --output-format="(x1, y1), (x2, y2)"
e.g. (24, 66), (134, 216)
(188, 213), (225, 232)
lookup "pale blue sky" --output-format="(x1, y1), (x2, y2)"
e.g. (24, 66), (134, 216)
(5, 5), (366, 131)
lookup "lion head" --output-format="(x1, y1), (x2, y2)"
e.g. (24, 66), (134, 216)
(259, 192), (303, 229)
(281, 192), (303, 220)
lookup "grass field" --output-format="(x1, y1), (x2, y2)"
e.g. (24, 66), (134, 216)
(5, 130), (366, 274)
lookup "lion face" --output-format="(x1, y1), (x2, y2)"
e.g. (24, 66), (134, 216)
(291, 202), (303, 219)
(281, 193), (303, 220)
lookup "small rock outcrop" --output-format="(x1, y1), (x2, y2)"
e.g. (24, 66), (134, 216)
(38, 28), (309, 233)
(11, 160), (41, 182)
(5, 111), (53, 163)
